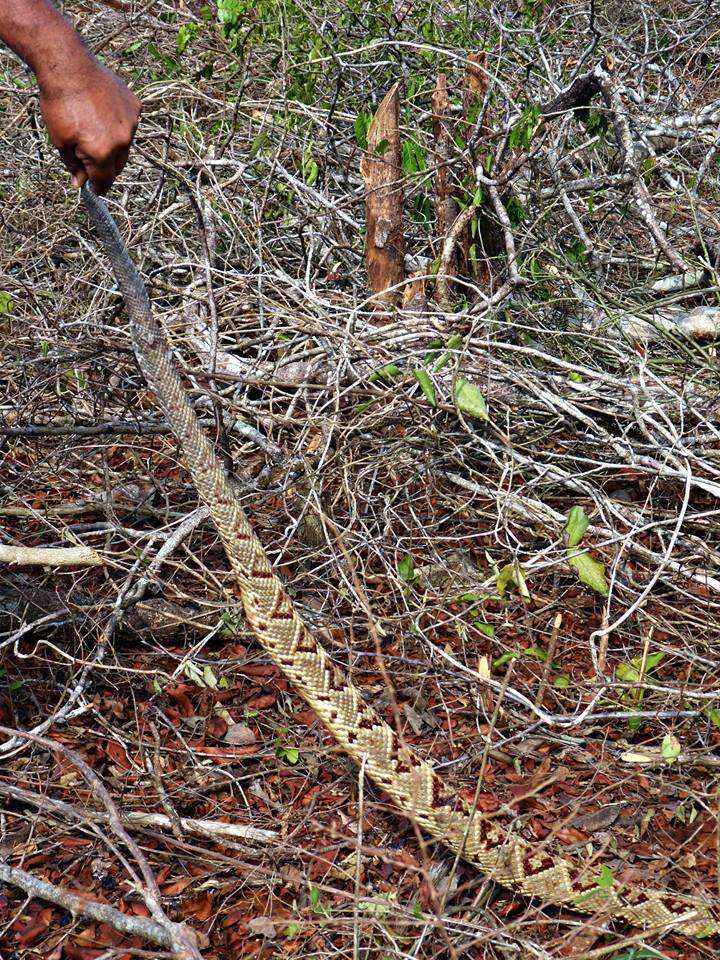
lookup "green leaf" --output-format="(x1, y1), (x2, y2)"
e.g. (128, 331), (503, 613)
(567, 550), (609, 596)
(496, 564), (514, 597)
(0, 291), (14, 314)
(285, 922), (300, 937)
(354, 112), (371, 149)
(454, 379), (489, 421)
(508, 103), (540, 151)
(565, 505), (589, 548)
(566, 239), (586, 265)
(184, 659), (206, 687)
(616, 661), (640, 683)
(276, 745), (300, 765)
(597, 864), (614, 889)
(147, 41), (178, 75)
(220, 609), (243, 638)
(528, 257), (543, 281)
(524, 645), (547, 662)
(708, 708), (720, 728)
(398, 554), (416, 584)
(124, 38), (145, 55)
(554, 674), (570, 689)
(369, 362), (402, 383)
(202, 665), (219, 689)
(176, 22), (200, 54)
(414, 369), (436, 406)
(627, 710), (643, 732)
(473, 620), (495, 637)
(305, 159), (319, 187)
(217, 0), (244, 28)
(401, 140), (425, 174)
(661, 733), (681, 766)
(497, 562), (530, 600)
(432, 334), (463, 371)
(493, 650), (520, 669)
(643, 651), (665, 671)
(607, 950), (663, 959)
(617, 650), (665, 684)
(505, 194), (525, 226)
(568, 371), (583, 383)
(362, 892), (396, 919)
(249, 131), (267, 159)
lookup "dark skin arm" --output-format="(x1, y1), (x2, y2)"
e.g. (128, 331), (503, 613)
(0, 0), (141, 194)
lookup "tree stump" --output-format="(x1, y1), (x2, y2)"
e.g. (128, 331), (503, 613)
(360, 82), (405, 311)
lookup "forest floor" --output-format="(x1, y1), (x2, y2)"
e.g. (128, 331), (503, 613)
(2, 1), (720, 958)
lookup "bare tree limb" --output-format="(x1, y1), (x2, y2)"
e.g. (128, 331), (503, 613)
(0, 726), (204, 959)
(0, 862), (200, 957)
(0, 544), (103, 567)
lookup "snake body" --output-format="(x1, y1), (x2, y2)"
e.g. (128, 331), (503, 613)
(81, 184), (718, 938)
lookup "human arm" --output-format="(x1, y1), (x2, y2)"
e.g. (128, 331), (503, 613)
(0, 0), (141, 193)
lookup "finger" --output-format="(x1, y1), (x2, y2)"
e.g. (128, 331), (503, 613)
(58, 145), (86, 188)
(81, 155), (117, 197)
(58, 146), (83, 182)
(114, 145), (131, 178)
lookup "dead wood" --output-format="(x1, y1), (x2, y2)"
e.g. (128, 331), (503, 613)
(432, 73), (459, 308)
(360, 82), (405, 310)
(541, 68), (603, 119)
(462, 51), (497, 288)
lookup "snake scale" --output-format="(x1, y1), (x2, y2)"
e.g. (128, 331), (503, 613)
(81, 183), (718, 938)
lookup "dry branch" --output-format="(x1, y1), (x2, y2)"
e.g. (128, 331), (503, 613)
(125, 811), (277, 843)
(0, 862), (197, 956)
(462, 51), (488, 126)
(463, 51), (495, 288)
(435, 206), (475, 309)
(541, 67), (603, 119)
(0, 726), (203, 958)
(432, 73), (457, 266)
(432, 73), (458, 309)
(0, 544), (103, 567)
(0, 780), (278, 844)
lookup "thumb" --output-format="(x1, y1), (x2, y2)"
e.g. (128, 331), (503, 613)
(59, 145), (87, 190)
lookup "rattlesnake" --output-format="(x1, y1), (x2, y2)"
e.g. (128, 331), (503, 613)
(81, 183), (718, 939)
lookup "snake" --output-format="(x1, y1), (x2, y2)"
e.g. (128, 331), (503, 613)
(80, 182), (718, 939)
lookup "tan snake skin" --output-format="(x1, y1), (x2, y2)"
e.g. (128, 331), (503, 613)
(82, 184), (718, 939)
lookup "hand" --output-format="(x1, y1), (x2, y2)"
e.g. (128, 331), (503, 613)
(38, 52), (141, 195)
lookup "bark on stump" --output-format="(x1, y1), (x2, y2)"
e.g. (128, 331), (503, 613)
(360, 82), (405, 312)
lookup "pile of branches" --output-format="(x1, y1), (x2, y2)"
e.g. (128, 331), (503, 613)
(1, 1), (720, 957)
